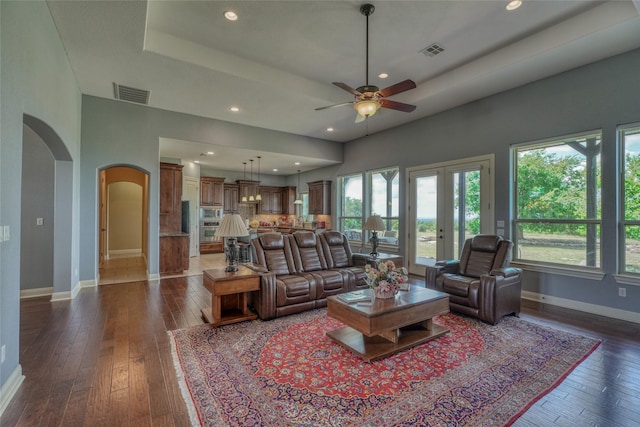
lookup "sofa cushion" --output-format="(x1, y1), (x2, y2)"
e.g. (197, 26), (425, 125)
(276, 275), (316, 306)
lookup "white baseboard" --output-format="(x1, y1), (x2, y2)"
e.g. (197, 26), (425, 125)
(521, 290), (640, 324)
(148, 273), (160, 281)
(0, 365), (25, 418)
(108, 249), (142, 256)
(20, 287), (54, 299)
(79, 279), (96, 288)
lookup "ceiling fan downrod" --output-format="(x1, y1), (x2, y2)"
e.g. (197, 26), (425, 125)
(360, 4), (375, 88)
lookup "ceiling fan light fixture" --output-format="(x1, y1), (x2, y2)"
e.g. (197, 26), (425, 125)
(355, 100), (380, 118)
(224, 10), (238, 21)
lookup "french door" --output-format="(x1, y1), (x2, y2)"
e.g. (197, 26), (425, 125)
(407, 155), (494, 275)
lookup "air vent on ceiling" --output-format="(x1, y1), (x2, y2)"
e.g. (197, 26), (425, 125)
(420, 43), (445, 57)
(112, 83), (150, 105)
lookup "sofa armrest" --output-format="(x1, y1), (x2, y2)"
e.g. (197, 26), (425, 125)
(251, 271), (277, 320)
(352, 253), (370, 267)
(436, 260), (460, 274)
(244, 262), (269, 274)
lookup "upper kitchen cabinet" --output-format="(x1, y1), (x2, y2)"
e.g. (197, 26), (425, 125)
(308, 180), (332, 215)
(160, 162), (183, 233)
(236, 180), (260, 203)
(200, 176), (225, 206)
(223, 183), (239, 214)
(282, 186), (297, 215)
(258, 186), (283, 214)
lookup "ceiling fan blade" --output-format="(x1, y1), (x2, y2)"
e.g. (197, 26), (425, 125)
(380, 99), (417, 112)
(378, 79), (416, 98)
(315, 102), (353, 111)
(333, 82), (362, 96)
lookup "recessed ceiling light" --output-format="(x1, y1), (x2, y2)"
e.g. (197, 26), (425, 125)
(506, 0), (522, 11)
(378, 73), (389, 79)
(294, 162), (301, 165)
(194, 160), (200, 164)
(206, 151), (214, 155)
(326, 127), (334, 132)
(224, 10), (238, 21)
(229, 106), (240, 112)
(272, 168), (278, 172)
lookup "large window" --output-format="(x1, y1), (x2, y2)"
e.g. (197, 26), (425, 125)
(370, 167), (399, 247)
(339, 174), (363, 242)
(513, 131), (602, 268)
(620, 124), (640, 274)
(339, 168), (400, 248)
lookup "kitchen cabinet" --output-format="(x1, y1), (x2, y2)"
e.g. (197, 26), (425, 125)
(283, 186), (297, 215)
(236, 180), (260, 203)
(200, 176), (225, 206)
(160, 162), (183, 233)
(308, 180), (332, 215)
(223, 184), (239, 213)
(258, 186), (283, 214)
(160, 234), (189, 274)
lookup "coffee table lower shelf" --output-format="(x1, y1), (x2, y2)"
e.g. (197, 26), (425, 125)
(326, 321), (449, 362)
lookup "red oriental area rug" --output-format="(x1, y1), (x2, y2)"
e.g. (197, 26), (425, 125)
(168, 309), (599, 427)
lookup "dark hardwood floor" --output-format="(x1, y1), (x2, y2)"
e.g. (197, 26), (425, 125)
(2, 275), (639, 426)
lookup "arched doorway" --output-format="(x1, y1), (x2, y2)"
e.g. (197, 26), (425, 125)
(98, 166), (150, 285)
(21, 115), (73, 300)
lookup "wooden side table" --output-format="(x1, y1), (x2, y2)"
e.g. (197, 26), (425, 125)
(201, 266), (261, 327)
(354, 252), (404, 268)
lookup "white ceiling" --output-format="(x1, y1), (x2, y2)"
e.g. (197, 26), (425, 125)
(46, 0), (640, 174)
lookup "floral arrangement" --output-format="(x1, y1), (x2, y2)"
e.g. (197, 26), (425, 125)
(364, 260), (409, 295)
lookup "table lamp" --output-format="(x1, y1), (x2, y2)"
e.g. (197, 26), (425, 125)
(363, 214), (385, 258)
(216, 213), (250, 272)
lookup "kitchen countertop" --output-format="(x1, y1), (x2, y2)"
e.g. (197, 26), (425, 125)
(159, 232), (190, 237)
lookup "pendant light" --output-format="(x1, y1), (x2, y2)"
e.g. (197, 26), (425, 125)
(248, 159), (255, 202)
(255, 156), (262, 201)
(241, 162), (248, 202)
(294, 170), (303, 205)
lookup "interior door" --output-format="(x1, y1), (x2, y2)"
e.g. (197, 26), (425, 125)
(407, 156), (493, 275)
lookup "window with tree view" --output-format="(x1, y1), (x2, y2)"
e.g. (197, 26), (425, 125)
(513, 132), (601, 268)
(339, 174), (363, 242)
(371, 168), (399, 246)
(621, 124), (640, 274)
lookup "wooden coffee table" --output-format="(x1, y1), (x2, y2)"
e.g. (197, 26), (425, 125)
(326, 286), (450, 362)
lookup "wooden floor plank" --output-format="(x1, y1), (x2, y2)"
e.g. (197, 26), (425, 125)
(3, 274), (639, 427)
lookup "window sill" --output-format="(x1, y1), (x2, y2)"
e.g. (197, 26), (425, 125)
(613, 275), (640, 287)
(510, 261), (605, 280)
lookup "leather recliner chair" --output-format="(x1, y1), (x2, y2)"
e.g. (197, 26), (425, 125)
(424, 235), (522, 325)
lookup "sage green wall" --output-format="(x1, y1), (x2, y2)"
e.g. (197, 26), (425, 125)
(327, 48), (640, 318)
(1, 0), (81, 391)
(80, 96), (344, 280)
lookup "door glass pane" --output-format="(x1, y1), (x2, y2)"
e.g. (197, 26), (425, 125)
(453, 170), (481, 257)
(415, 175), (438, 265)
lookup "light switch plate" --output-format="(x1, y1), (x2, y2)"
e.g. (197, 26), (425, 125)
(37, 218), (44, 226)
(3, 226), (9, 241)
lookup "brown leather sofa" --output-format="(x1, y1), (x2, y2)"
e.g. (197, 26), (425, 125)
(249, 230), (368, 320)
(424, 235), (522, 325)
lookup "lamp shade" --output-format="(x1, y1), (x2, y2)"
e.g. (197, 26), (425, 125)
(363, 214), (385, 231)
(216, 213), (249, 238)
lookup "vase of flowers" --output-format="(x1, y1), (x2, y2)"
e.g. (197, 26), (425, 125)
(364, 260), (409, 299)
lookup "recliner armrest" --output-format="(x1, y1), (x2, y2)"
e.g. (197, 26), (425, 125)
(489, 267), (521, 278)
(436, 260), (461, 274)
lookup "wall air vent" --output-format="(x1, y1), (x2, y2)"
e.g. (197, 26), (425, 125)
(112, 83), (150, 105)
(420, 43), (445, 57)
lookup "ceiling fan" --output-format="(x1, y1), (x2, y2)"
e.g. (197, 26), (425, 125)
(316, 4), (417, 123)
